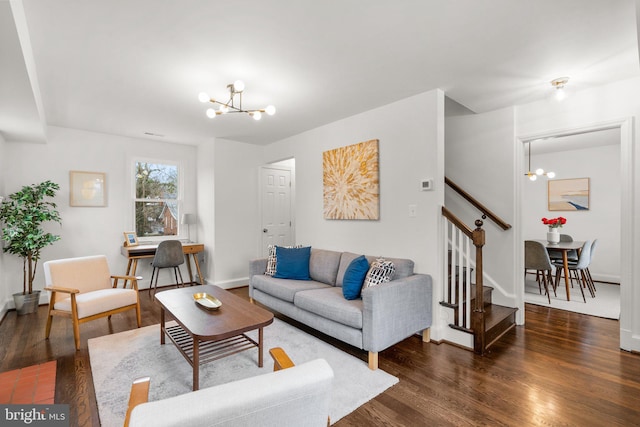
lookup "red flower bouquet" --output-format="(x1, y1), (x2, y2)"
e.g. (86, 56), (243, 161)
(541, 217), (566, 229)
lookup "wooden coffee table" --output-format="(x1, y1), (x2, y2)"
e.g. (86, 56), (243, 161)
(155, 284), (274, 390)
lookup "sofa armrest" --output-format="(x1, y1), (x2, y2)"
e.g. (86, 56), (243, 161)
(249, 258), (268, 278)
(361, 274), (432, 353)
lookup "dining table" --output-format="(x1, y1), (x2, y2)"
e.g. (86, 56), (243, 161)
(535, 239), (584, 301)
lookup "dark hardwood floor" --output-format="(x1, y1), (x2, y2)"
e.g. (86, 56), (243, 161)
(1, 286), (639, 426)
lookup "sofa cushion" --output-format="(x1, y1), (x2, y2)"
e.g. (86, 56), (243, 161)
(379, 257), (414, 279)
(309, 249), (342, 286)
(274, 246), (311, 280)
(342, 255), (369, 300)
(336, 252), (361, 287)
(294, 287), (363, 329)
(265, 244), (303, 276)
(363, 258), (395, 288)
(251, 275), (330, 303)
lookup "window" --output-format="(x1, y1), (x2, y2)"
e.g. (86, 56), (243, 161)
(134, 161), (180, 238)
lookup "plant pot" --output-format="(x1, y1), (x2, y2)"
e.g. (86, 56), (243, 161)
(13, 290), (41, 315)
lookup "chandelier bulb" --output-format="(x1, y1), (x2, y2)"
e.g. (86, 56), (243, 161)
(233, 80), (245, 92)
(206, 108), (216, 118)
(219, 105), (229, 114)
(547, 171), (556, 179)
(265, 105), (276, 116)
(252, 111), (262, 120)
(529, 174), (537, 181)
(198, 92), (210, 103)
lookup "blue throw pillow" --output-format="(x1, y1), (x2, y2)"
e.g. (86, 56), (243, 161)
(342, 255), (369, 300)
(273, 246), (311, 280)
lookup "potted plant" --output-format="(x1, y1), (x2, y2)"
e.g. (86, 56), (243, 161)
(0, 180), (62, 315)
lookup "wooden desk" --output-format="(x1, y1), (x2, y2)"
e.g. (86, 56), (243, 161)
(535, 240), (584, 301)
(121, 242), (205, 286)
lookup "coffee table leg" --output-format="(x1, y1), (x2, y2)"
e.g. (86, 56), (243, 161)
(258, 327), (264, 368)
(193, 338), (199, 391)
(160, 308), (165, 345)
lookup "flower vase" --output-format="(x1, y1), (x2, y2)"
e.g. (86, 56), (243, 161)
(547, 228), (560, 245)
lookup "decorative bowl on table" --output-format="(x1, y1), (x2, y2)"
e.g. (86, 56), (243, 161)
(193, 293), (222, 310)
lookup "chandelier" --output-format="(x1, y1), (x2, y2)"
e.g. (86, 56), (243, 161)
(525, 141), (555, 181)
(198, 80), (275, 120)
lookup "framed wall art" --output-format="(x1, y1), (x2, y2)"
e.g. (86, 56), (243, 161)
(323, 139), (379, 220)
(70, 171), (107, 207)
(123, 231), (139, 247)
(548, 177), (590, 211)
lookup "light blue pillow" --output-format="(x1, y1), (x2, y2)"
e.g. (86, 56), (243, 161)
(342, 255), (369, 300)
(273, 246), (311, 280)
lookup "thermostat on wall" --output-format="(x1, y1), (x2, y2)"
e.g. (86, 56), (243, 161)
(421, 179), (434, 191)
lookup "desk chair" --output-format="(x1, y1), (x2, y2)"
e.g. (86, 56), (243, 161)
(44, 255), (141, 350)
(525, 240), (555, 303)
(150, 240), (185, 299)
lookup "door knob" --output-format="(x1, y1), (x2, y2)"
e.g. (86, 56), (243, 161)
(263, 228), (268, 233)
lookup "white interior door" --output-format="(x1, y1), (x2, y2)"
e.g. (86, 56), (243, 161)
(261, 166), (292, 256)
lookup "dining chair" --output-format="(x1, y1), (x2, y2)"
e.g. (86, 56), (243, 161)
(525, 240), (556, 303)
(553, 240), (592, 302)
(150, 240), (185, 299)
(584, 239), (599, 294)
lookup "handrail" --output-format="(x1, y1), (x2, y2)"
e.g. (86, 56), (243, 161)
(445, 177), (512, 231)
(441, 206), (473, 238)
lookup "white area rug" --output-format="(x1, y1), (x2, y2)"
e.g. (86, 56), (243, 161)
(525, 277), (620, 319)
(89, 318), (398, 426)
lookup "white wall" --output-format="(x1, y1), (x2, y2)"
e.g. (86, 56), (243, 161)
(212, 138), (263, 287)
(516, 76), (639, 351)
(262, 89), (447, 337)
(445, 106), (518, 309)
(522, 144), (621, 282)
(0, 126), (198, 311)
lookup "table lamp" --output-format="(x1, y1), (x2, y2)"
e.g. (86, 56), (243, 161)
(181, 213), (196, 242)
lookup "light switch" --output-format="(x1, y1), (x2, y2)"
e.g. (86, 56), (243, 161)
(408, 204), (417, 217)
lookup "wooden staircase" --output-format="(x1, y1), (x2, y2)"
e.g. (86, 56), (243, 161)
(441, 177), (518, 355)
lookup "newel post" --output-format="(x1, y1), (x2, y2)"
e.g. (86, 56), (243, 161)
(471, 219), (486, 354)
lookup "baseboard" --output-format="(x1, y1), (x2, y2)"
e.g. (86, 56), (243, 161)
(213, 277), (249, 290)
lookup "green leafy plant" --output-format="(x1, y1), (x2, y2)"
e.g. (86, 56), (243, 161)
(0, 180), (62, 295)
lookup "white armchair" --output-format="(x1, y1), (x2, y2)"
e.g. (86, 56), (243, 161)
(43, 255), (141, 350)
(124, 349), (333, 427)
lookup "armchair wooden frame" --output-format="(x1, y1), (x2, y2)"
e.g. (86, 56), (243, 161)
(124, 347), (330, 427)
(45, 274), (142, 350)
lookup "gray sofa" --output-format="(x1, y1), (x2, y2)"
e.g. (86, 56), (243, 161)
(249, 249), (432, 370)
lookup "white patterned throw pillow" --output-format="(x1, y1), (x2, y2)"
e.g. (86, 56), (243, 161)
(363, 258), (395, 288)
(265, 244), (303, 276)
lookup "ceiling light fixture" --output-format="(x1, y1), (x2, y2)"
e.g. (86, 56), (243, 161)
(525, 141), (555, 181)
(198, 80), (276, 121)
(551, 77), (569, 101)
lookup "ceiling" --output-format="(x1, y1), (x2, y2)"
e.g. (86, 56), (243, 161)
(2, 0), (639, 146)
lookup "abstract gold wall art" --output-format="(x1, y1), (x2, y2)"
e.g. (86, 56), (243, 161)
(323, 139), (379, 220)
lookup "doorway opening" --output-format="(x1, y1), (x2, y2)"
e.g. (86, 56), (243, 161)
(516, 118), (632, 351)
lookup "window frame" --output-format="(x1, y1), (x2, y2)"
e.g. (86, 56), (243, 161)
(131, 157), (185, 242)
